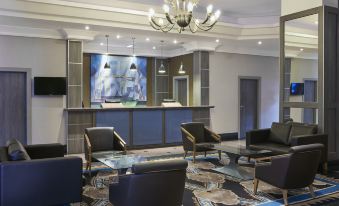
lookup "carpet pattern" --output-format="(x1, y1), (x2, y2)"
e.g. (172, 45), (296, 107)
(80, 155), (339, 206)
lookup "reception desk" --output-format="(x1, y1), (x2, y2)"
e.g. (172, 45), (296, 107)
(65, 106), (214, 154)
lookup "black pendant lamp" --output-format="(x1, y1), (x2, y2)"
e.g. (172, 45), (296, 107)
(158, 40), (166, 74)
(130, 37), (137, 71)
(104, 35), (110, 69)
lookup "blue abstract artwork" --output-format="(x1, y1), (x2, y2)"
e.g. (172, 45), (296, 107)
(90, 54), (147, 103)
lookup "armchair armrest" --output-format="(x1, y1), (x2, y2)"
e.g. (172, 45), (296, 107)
(290, 134), (328, 162)
(246, 128), (270, 148)
(25, 143), (65, 159)
(0, 157), (82, 205)
(84, 134), (91, 162)
(113, 131), (127, 152)
(181, 127), (196, 151)
(204, 127), (221, 143)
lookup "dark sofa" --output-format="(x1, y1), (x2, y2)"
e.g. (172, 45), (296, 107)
(246, 122), (328, 173)
(0, 142), (83, 206)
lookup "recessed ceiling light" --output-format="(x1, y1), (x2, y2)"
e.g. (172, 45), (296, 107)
(173, 39), (178, 44)
(100, 42), (104, 46)
(116, 35), (121, 39)
(146, 38), (150, 41)
(152, 46), (156, 50)
(258, 41), (262, 45)
(216, 39), (220, 43)
(300, 48), (304, 51)
(127, 45), (133, 48)
(85, 25), (90, 30)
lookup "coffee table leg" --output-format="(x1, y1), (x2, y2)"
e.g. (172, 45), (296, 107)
(212, 152), (253, 180)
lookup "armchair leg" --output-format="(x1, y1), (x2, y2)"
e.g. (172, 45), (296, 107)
(309, 185), (315, 198)
(184, 151), (188, 159)
(218, 151), (222, 160)
(204, 151), (207, 157)
(282, 190), (288, 205)
(193, 151), (196, 163)
(323, 162), (328, 175)
(253, 178), (259, 195)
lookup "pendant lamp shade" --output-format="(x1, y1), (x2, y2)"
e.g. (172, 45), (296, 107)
(130, 37), (137, 71)
(158, 40), (166, 74)
(104, 35), (110, 69)
(130, 62), (137, 70)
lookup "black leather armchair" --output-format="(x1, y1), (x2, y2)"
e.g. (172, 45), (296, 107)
(0, 143), (82, 206)
(84, 127), (127, 173)
(254, 144), (323, 206)
(181, 122), (221, 163)
(109, 159), (188, 206)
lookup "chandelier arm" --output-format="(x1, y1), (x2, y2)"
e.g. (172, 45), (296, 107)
(195, 23), (213, 31)
(151, 16), (174, 30)
(150, 17), (162, 28)
(150, 22), (161, 30)
(159, 23), (175, 33)
(188, 23), (198, 33)
(165, 13), (174, 24)
(201, 14), (211, 24)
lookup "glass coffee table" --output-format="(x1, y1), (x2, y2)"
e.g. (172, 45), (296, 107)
(92, 151), (148, 174)
(203, 143), (272, 180)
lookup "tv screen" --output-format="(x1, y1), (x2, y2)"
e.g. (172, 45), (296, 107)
(290, 83), (304, 95)
(34, 77), (66, 95)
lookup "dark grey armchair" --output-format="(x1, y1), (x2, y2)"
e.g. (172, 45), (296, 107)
(181, 122), (221, 163)
(254, 144), (323, 206)
(84, 127), (127, 172)
(109, 159), (188, 206)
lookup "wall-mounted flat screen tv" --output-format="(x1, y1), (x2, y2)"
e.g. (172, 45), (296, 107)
(34, 77), (67, 95)
(290, 83), (304, 95)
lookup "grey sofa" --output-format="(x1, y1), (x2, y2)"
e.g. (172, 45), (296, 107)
(109, 159), (188, 206)
(254, 144), (323, 205)
(246, 122), (328, 173)
(0, 140), (83, 206)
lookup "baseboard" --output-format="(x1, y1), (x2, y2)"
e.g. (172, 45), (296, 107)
(219, 132), (239, 141)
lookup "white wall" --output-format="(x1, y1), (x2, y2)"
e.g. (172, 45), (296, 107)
(0, 35), (66, 145)
(209, 52), (279, 135)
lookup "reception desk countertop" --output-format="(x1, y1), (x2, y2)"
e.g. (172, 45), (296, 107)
(65, 105), (214, 112)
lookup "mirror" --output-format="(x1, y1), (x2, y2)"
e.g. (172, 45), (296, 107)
(284, 14), (319, 103)
(283, 107), (318, 124)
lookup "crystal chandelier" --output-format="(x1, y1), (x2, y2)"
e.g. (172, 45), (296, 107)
(148, 0), (221, 33)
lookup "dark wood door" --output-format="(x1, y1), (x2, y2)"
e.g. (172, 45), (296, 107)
(0, 71), (27, 146)
(304, 80), (317, 124)
(175, 78), (188, 106)
(240, 79), (259, 139)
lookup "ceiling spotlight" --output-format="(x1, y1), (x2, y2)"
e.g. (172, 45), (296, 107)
(100, 42), (104, 46)
(216, 39), (220, 43)
(116, 35), (121, 39)
(153, 46), (156, 50)
(173, 39), (178, 44)
(300, 48), (304, 51)
(258, 41), (263, 45)
(85, 25), (90, 30)
(146, 37), (150, 41)
(127, 45), (133, 48)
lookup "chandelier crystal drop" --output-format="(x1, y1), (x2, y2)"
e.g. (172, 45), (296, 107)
(148, 0), (221, 33)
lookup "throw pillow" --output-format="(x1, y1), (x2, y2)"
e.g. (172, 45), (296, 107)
(268, 122), (292, 145)
(6, 139), (31, 161)
(288, 124), (318, 144)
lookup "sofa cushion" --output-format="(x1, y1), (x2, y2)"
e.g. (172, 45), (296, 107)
(250, 142), (291, 154)
(288, 124), (318, 144)
(6, 139), (31, 161)
(268, 122), (292, 145)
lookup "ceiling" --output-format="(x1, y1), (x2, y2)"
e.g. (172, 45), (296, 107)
(0, 0), (322, 58)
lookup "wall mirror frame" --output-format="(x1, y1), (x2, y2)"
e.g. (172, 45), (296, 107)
(279, 7), (324, 127)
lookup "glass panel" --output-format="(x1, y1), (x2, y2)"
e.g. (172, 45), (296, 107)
(284, 14), (319, 103)
(283, 107), (318, 124)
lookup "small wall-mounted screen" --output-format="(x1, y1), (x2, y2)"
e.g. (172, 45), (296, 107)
(34, 77), (67, 95)
(290, 83), (304, 95)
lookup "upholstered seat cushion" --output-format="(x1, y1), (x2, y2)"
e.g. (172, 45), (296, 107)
(85, 127), (114, 152)
(268, 122), (292, 145)
(6, 139), (31, 161)
(250, 142), (291, 154)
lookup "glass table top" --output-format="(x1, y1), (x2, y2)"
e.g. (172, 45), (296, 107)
(92, 151), (147, 170)
(201, 143), (271, 156)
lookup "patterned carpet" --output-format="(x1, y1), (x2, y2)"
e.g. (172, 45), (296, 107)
(80, 154), (339, 206)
